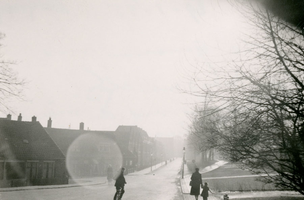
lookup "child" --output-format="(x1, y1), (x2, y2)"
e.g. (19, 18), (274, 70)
(201, 182), (212, 200)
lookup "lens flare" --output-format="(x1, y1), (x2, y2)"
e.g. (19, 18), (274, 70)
(66, 133), (122, 189)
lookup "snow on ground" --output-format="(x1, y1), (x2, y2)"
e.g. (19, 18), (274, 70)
(200, 161), (228, 174)
(181, 161), (304, 200)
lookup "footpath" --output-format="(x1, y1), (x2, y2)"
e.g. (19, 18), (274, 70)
(179, 161), (304, 200)
(180, 161), (227, 200)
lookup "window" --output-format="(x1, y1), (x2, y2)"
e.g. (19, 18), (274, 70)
(42, 162), (55, 179)
(0, 162), (3, 179)
(6, 162), (26, 180)
(26, 162), (38, 179)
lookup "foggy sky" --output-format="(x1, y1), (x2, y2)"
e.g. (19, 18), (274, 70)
(0, 0), (245, 137)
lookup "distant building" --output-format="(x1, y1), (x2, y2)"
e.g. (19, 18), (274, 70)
(45, 120), (120, 178)
(0, 114), (67, 187)
(155, 136), (184, 160)
(114, 125), (154, 172)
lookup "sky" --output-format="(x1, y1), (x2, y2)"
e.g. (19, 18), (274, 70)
(0, 0), (246, 137)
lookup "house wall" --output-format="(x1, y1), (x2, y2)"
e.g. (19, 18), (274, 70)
(0, 160), (67, 187)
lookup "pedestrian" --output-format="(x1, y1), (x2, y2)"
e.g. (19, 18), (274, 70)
(190, 168), (202, 200)
(201, 182), (212, 200)
(114, 167), (127, 200)
(107, 164), (113, 184)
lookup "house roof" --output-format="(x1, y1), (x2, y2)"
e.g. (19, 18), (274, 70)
(0, 119), (65, 160)
(115, 125), (150, 140)
(114, 126), (150, 158)
(45, 128), (115, 156)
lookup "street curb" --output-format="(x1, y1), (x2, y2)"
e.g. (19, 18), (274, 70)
(0, 181), (108, 192)
(180, 177), (190, 194)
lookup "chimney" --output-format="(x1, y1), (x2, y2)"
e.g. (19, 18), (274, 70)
(47, 117), (52, 128)
(18, 113), (22, 121)
(6, 114), (11, 120)
(32, 116), (37, 122)
(80, 122), (84, 130)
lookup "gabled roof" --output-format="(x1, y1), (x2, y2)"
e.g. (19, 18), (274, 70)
(116, 125), (137, 132)
(114, 126), (151, 155)
(114, 126), (132, 142)
(115, 125), (149, 140)
(45, 128), (115, 156)
(0, 119), (65, 160)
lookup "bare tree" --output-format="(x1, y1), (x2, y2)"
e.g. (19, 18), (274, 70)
(187, 100), (221, 162)
(259, 0), (304, 32)
(187, 2), (304, 194)
(0, 33), (24, 112)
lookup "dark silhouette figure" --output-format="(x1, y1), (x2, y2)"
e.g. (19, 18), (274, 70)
(201, 182), (212, 200)
(107, 165), (113, 184)
(190, 168), (202, 200)
(114, 167), (127, 200)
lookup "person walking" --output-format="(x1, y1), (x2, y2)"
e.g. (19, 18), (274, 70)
(190, 168), (202, 200)
(114, 167), (127, 200)
(107, 165), (113, 184)
(201, 182), (212, 200)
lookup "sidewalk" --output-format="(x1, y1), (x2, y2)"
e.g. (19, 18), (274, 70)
(180, 160), (227, 200)
(130, 161), (166, 176)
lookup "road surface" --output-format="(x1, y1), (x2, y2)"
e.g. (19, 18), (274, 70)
(0, 158), (183, 200)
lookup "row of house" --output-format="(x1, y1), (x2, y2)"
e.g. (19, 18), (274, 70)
(0, 114), (183, 187)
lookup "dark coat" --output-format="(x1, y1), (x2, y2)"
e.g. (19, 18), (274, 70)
(115, 173), (126, 188)
(201, 185), (209, 197)
(190, 171), (202, 196)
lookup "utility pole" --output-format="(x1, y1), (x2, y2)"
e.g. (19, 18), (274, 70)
(150, 153), (153, 172)
(182, 147), (185, 179)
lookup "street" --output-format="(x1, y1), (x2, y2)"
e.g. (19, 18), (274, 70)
(0, 158), (183, 200)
